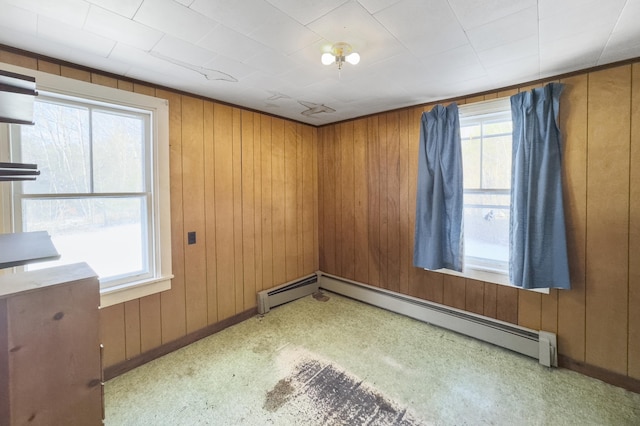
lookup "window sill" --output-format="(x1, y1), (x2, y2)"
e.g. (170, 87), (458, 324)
(431, 267), (550, 294)
(100, 275), (173, 307)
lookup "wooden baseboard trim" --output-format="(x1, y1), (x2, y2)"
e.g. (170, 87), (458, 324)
(103, 307), (258, 381)
(559, 355), (640, 394)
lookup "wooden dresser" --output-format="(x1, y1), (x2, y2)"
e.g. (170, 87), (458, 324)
(0, 263), (103, 425)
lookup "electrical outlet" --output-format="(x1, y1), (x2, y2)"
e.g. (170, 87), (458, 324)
(187, 231), (196, 245)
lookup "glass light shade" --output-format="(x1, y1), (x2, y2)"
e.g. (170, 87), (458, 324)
(346, 52), (360, 65)
(321, 53), (335, 65)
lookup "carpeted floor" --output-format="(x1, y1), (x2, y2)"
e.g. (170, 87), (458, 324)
(104, 291), (640, 425)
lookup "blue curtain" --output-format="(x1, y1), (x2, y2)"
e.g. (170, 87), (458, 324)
(510, 83), (570, 289)
(413, 103), (463, 272)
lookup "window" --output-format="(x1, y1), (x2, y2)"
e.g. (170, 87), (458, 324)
(0, 64), (171, 307)
(458, 98), (512, 284)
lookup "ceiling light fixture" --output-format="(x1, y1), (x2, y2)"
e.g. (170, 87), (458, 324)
(321, 42), (360, 70)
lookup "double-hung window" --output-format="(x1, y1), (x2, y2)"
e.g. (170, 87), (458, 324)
(0, 64), (172, 306)
(458, 98), (512, 284)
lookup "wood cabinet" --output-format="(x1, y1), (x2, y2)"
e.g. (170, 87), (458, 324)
(0, 263), (102, 425)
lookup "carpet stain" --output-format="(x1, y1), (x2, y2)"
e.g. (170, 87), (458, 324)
(263, 379), (295, 412)
(266, 353), (425, 425)
(312, 291), (330, 302)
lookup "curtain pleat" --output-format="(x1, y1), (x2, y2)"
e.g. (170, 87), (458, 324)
(509, 83), (571, 289)
(413, 103), (464, 272)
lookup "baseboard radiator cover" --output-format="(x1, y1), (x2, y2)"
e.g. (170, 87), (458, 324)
(257, 273), (319, 314)
(318, 272), (558, 367)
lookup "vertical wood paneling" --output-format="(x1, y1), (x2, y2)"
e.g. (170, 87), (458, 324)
(37, 60), (61, 75)
(214, 104), (236, 320)
(540, 290), (559, 334)
(629, 63), (640, 379)
(157, 89), (187, 344)
(496, 285), (518, 324)
(0, 50), (37, 68)
(321, 127), (336, 274)
(271, 119), (286, 285)
(340, 122), (356, 280)
(353, 119), (369, 283)
(232, 108), (244, 313)
(334, 126), (344, 277)
(585, 66), (631, 374)
(558, 74), (588, 362)
(241, 110), (256, 310)
(203, 101), (218, 324)
(483, 283), (497, 319)
(181, 96), (208, 333)
(139, 294), (162, 353)
(465, 279), (484, 315)
(302, 125), (315, 273)
(123, 300), (141, 359)
(398, 110), (410, 295)
(386, 112), (401, 293)
(296, 124), (304, 276)
(100, 305), (125, 367)
(367, 117), (381, 286)
(261, 116), (274, 289)
(443, 276), (465, 310)
(312, 126), (320, 271)
(253, 113), (264, 292)
(518, 291), (541, 330)
(379, 115), (389, 288)
(284, 121), (299, 281)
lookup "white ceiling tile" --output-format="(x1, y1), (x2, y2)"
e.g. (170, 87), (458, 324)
(2, 0), (90, 28)
(0, 3), (38, 34)
(265, 0), (349, 25)
(448, 0), (536, 29)
(538, 0), (626, 44)
(203, 55), (258, 80)
(86, 0), (143, 19)
(152, 35), (217, 67)
(484, 55), (539, 86)
(603, 0), (640, 53)
(133, 0), (218, 44)
(197, 24), (267, 63)
(420, 44), (487, 83)
(244, 48), (300, 76)
(37, 16), (115, 58)
(476, 35), (538, 67)
(111, 43), (195, 79)
(373, 0), (468, 58)
(247, 10), (321, 54)
(84, 5), (164, 51)
(356, 0), (402, 14)
(466, 6), (537, 52)
(190, 0), (279, 36)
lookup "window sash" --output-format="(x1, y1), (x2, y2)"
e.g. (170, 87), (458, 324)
(9, 95), (155, 289)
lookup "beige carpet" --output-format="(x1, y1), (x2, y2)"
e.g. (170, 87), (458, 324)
(105, 291), (640, 425)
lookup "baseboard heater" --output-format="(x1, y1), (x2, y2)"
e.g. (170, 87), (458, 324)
(317, 272), (557, 367)
(257, 273), (319, 314)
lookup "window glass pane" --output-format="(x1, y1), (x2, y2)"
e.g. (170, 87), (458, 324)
(463, 193), (510, 266)
(93, 110), (145, 193)
(483, 120), (512, 136)
(462, 137), (481, 188)
(20, 100), (90, 194)
(22, 197), (149, 282)
(482, 134), (511, 189)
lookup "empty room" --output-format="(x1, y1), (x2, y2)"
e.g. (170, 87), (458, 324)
(0, 0), (639, 425)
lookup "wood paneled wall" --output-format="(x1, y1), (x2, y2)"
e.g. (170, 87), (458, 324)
(0, 49), (319, 368)
(318, 62), (640, 380)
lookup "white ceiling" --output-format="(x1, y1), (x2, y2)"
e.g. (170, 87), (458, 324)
(0, 0), (638, 125)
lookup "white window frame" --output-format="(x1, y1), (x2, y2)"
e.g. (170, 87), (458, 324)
(432, 98), (547, 293)
(0, 63), (172, 307)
